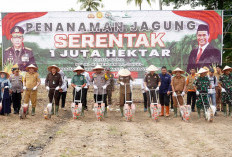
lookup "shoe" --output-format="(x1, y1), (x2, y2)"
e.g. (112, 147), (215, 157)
(174, 107), (177, 117)
(144, 108), (147, 112)
(120, 106), (124, 117)
(14, 111), (17, 114)
(223, 106), (227, 117)
(55, 106), (59, 116)
(192, 109), (195, 112)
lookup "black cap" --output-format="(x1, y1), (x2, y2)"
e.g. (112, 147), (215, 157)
(80, 65), (85, 69)
(216, 65), (222, 69)
(197, 24), (209, 34)
(10, 26), (24, 37)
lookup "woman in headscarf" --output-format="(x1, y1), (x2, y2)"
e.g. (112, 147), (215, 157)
(0, 71), (12, 116)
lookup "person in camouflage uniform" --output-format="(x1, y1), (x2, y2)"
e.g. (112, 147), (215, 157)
(105, 68), (115, 107)
(194, 68), (212, 118)
(218, 66), (232, 117)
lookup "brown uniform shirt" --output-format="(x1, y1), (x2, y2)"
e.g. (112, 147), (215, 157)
(45, 72), (62, 88)
(117, 75), (133, 94)
(24, 72), (41, 89)
(171, 76), (186, 92)
(214, 72), (222, 86)
(144, 73), (160, 89)
(91, 72), (110, 94)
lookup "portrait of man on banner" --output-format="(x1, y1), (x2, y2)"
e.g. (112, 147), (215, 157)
(3, 26), (37, 72)
(186, 24), (221, 73)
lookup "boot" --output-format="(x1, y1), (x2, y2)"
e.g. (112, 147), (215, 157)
(223, 105), (227, 117)
(104, 109), (108, 118)
(229, 106), (232, 117)
(165, 106), (170, 117)
(55, 106), (59, 116)
(197, 108), (201, 118)
(81, 108), (84, 116)
(51, 104), (54, 115)
(120, 106), (124, 117)
(160, 106), (164, 116)
(174, 107), (177, 117)
(31, 107), (35, 116)
(148, 106), (151, 118)
(26, 108), (29, 115)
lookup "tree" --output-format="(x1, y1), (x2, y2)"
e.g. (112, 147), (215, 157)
(162, 0), (231, 10)
(77, 0), (103, 11)
(127, 0), (153, 10)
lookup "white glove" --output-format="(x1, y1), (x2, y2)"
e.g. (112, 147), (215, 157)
(103, 85), (107, 90)
(4, 86), (9, 88)
(155, 86), (159, 91)
(32, 86), (37, 90)
(93, 85), (98, 89)
(196, 91), (199, 96)
(75, 86), (81, 92)
(23, 86), (26, 90)
(181, 91), (185, 96)
(55, 86), (60, 90)
(46, 86), (50, 91)
(221, 88), (226, 93)
(145, 87), (149, 91)
(173, 92), (177, 97)
(208, 89), (213, 94)
(120, 82), (124, 86)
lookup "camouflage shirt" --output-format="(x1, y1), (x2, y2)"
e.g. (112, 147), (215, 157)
(194, 76), (210, 93)
(219, 73), (232, 91)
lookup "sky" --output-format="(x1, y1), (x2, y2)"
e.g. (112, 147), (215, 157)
(0, 0), (204, 12)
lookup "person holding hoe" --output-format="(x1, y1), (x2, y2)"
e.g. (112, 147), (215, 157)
(171, 68), (186, 117)
(71, 66), (87, 116)
(90, 65), (110, 117)
(218, 66), (232, 117)
(117, 68), (134, 117)
(194, 68), (211, 118)
(23, 64), (40, 116)
(144, 65), (161, 117)
(45, 65), (62, 116)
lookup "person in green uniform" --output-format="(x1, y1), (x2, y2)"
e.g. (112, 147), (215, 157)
(71, 66), (87, 116)
(194, 68), (212, 118)
(218, 66), (232, 117)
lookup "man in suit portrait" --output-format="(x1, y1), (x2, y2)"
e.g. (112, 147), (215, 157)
(186, 24), (221, 73)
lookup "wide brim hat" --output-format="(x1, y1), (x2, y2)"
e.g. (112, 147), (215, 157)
(47, 65), (60, 72)
(0, 71), (10, 78)
(118, 69), (131, 76)
(222, 65), (232, 72)
(172, 67), (185, 74)
(146, 65), (159, 72)
(73, 66), (85, 72)
(26, 64), (38, 71)
(197, 68), (208, 74)
(93, 65), (104, 71)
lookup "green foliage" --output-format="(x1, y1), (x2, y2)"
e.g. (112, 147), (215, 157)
(162, 0), (231, 10)
(127, 0), (153, 10)
(77, 0), (103, 11)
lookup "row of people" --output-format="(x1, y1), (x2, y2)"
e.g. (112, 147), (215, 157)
(0, 64), (231, 119)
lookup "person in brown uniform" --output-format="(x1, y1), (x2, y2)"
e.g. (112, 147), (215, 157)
(215, 65), (222, 111)
(45, 65), (62, 116)
(105, 67), (115, 108)
(144, 65), (161, 117)
(90, 65), (110, 117)
(171, 68), (186, 117)
(117, 69), (134, 117)
(23, 64), (41, 116)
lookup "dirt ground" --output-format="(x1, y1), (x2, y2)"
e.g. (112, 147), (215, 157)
(0, 86), (232, 157)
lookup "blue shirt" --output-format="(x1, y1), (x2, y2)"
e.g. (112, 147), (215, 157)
(159, 73), (172, 94)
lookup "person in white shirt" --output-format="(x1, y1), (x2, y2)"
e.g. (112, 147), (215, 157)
(208, 68), (217, 115)
(59, 70), (68, 111)
(80, 65), (90, 111)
